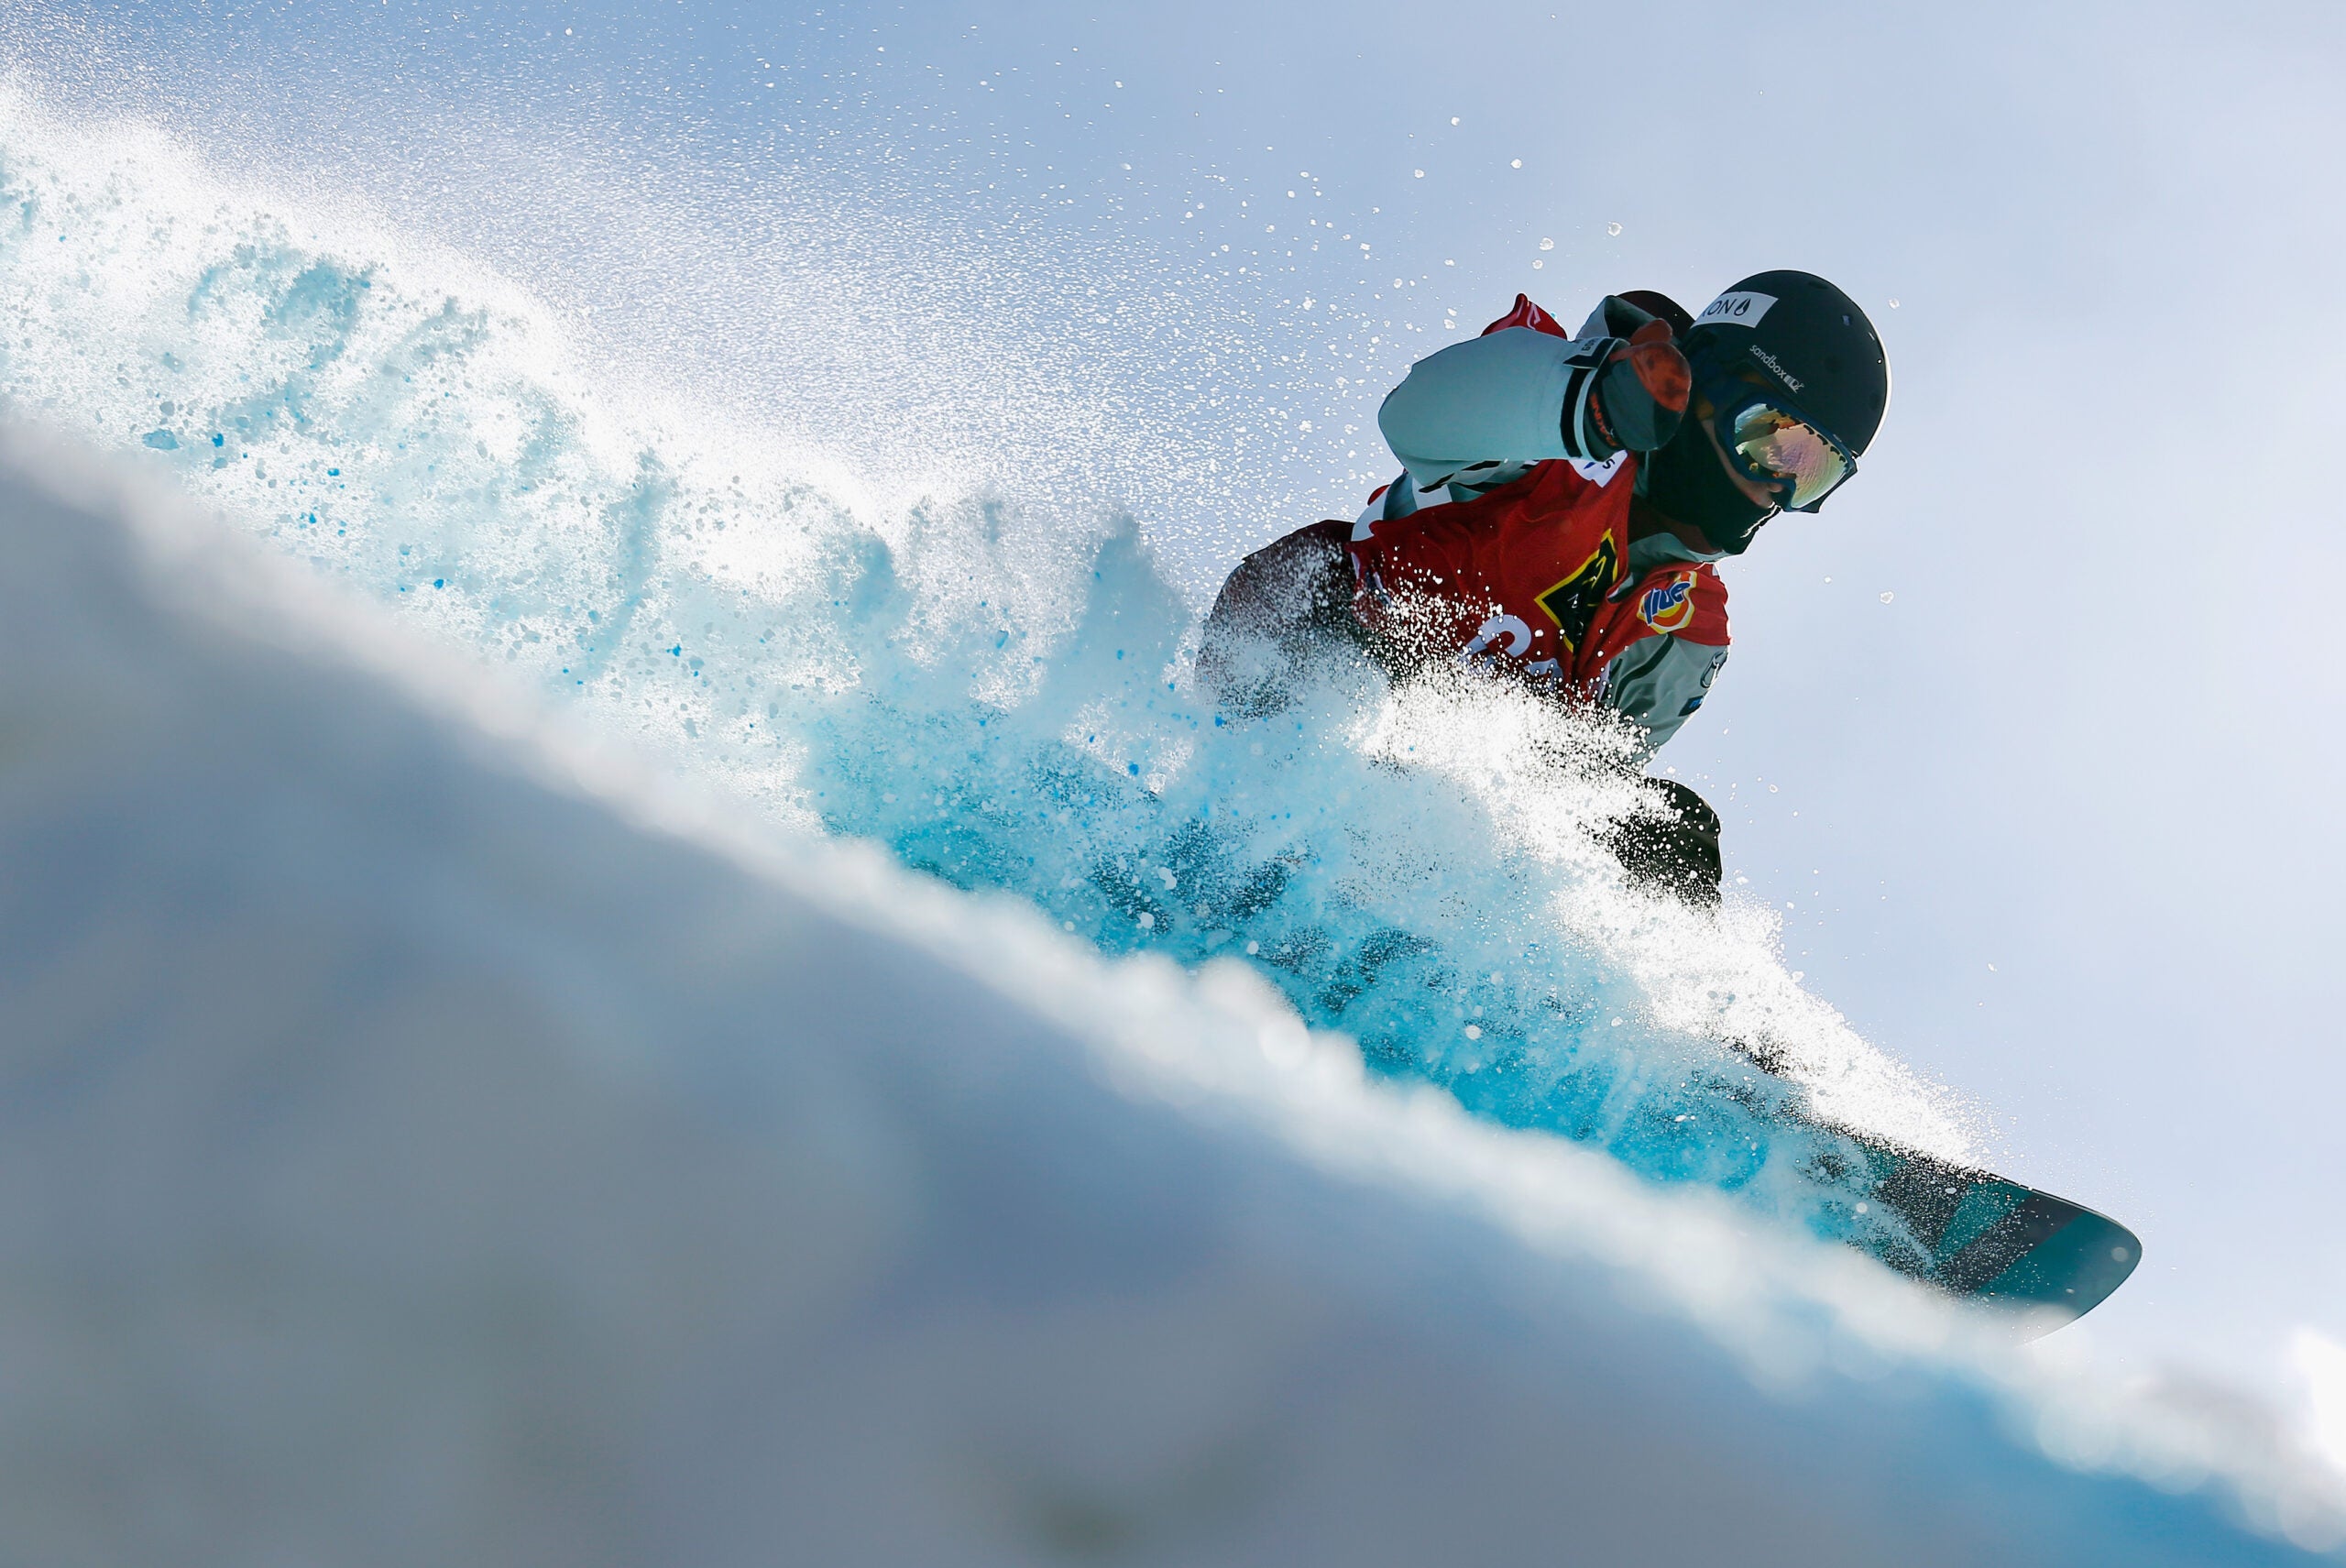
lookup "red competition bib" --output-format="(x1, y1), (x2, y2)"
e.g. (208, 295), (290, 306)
(1345, 455), (1727, 697)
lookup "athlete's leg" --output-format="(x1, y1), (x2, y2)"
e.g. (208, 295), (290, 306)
(1603, 777), (1723, 906)
(1198, 520), (1359, 710)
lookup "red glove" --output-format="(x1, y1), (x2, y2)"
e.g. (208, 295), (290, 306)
(1588, 319), (1691, 455)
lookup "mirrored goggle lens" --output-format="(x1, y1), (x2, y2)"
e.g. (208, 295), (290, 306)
(1728, 403), (1852, 510)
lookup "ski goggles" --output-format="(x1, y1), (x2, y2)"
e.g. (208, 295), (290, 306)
(1700, 369), (1859, 513)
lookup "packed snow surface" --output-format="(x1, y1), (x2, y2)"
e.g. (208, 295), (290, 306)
(10, 428), (2346, 1564)
(3, 95), (2343, 1563)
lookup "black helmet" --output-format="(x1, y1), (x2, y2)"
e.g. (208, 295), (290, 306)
(1683, 270), (1889, 456)
(1617, 288), (1696, 339)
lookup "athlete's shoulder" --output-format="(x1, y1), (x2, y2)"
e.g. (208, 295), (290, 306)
(1479, 292), (1573, 339)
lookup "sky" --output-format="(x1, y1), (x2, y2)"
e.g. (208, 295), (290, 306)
(5, 0), (2345, 1431)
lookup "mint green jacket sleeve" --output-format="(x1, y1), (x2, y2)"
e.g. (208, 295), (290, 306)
(1376, 327), (1616, 491)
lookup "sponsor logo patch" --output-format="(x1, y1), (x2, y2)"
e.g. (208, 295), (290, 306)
(1637, 571), (1697, 633)
(1697, 290), (1777, 328)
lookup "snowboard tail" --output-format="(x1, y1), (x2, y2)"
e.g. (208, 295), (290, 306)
(1854, 1136), (2141, 1332)
(1721, 1036), (2143, 1332)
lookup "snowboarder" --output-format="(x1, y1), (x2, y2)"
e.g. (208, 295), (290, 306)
(1200, 270), (1891, 905)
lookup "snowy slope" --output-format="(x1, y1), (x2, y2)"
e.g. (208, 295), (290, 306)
(2, 433), (2340, 1564)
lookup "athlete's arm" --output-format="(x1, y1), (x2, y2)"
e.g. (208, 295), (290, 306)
(1376, 302), (1689, 492)
(1377, 328), (1593, 490)
(1595, 635), (1728, 760)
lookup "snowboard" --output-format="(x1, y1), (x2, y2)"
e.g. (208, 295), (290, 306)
(1843, 1132), (2142, 1335)
(1715, 1033), (2140, 1332)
